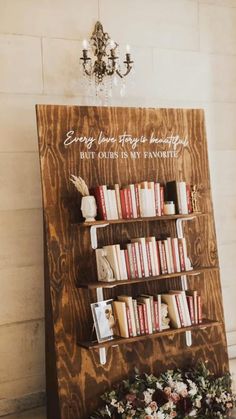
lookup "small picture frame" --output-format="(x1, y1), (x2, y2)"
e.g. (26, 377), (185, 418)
(91, 299), (116, 343)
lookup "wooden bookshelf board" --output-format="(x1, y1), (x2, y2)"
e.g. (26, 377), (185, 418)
(77, 267), (219, 289)
(78, 319), (221, 350)
(75, 212), (204, 227)
(36, 106), (229, 419)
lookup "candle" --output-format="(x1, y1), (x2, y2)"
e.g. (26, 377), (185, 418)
(163, 201), (176, 215)
(82, 39), (88, 49)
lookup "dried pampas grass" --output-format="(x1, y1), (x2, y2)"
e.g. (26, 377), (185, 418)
(70, 175), (89, 196)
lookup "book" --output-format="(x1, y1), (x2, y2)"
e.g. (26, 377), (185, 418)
(146, 237), (160, 276)
(135, 183), (141, 218)
(171, 238), (181, 272)
(103, 245), (121, 280)
(114, 244), (124, 280)
(133, 242), (142, 278)
(197, 295), (202, 324)
(178, 182), (188, 214)
(186, 295), (194, 325)
(161, 294), (181, 328)
(160, 186), (165, 215)
(170, 290), (192, 327)
(107, 189), (119, 220)
(120, 249), (128, 280)
(154, 294), (162, 331)
(137, 303), (145, 335)
(114, 184), (122, 219)
(120, 189), (128, 219)
(91, 186), (107, 220)
(124, 249), (131, 280)
(129, 184), (138, 218)
(117, 296), (137, 336)
(138, 296), (153, 334)
(112, 301), (129, 338)
(178, 239), (186, 271)
(186, 290), (198, 325)
(131, 238), (149, 277)
(154, 182), (161, 216)
(163, 240), (172, 274)
(126, 306), (133, 337)
(138, 302), (148, 334)
(126, 243), (136, 279)
(133, 299), (141, 335)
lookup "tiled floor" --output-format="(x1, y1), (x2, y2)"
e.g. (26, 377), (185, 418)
(1, 406), (46, 419)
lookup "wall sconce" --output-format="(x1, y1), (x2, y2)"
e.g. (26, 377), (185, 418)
(80, 21), (134, 98)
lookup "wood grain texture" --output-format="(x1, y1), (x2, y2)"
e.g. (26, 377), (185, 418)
(36, 106), (229, 419)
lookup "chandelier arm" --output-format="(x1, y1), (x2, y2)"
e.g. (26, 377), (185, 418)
(116, 65), (133, 78)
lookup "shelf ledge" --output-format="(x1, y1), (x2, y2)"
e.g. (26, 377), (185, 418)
(78, 319), (221, 350)
(77, 266), (219, 289)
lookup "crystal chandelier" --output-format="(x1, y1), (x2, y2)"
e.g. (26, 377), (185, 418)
(80, 21), (134, 98)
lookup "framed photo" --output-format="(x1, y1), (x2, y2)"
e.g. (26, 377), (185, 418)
(91, 299), (116, 343)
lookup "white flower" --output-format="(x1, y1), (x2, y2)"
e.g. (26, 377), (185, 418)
(143, 390), (154, 404)
(105, 405), (112, 417)
(173, 380), (187, 394)
(117, 403), (124, 413)
(111, 398), (117, 407)
(145, 406), (152, 415)
(156, 381), (163, 390)
(187, 379), (198, 396)
(156, 412), (165, 419)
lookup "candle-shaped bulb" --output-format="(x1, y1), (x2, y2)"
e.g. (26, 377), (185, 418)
(82, 39), (88, 49)
(126, 44), (130, 53)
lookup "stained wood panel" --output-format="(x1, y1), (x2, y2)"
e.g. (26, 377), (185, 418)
(36, 106), (228, 419)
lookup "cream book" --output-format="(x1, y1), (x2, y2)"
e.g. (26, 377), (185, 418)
(103, 245), (121, 280)
(161, 294), (181, 328)
(112, 301), (129, 338)
(117, 295), (137, 336)
(131, 237), (149, 277)
(138, 296), (153, 334)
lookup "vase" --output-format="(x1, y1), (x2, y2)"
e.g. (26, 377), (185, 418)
(81, 195), (97, 222)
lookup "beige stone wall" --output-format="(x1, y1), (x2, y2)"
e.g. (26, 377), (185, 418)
(0, 0), (236, 414)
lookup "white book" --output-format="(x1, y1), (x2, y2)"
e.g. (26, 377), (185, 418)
(171, 238), (181, 273)
(181, 237), (192, 271)
(114, 244), (123, 281)
(129, 184), (138, 218)
(120, 249), (128, 280)
(107, 190), (119, 220)
(148, 182), (156, 217)
(131, 238), (149, 277)
(146, 237), (160, 276)
(102, 185), (111, 219)
(179, 182), (188, 214)
(147, 241), (155, 277)
(118, 295), (137, 336)
(139, 189), (156, 217)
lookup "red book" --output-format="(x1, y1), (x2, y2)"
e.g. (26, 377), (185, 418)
(137, 304), (145, 335)
(135, 184), (141, 218)
(90, 186), (107, 220)
(124, 188), (131, 219)
(120, 189), (127, 219)
(186, 296), (194, 325)
(157, 241), (166, 275)
(175, 295), (185, 327)
(197, 296), (202, 324)
(186, 184), (193, 213)
(141, 303), (149, 334)
(124, 249), (131, 280)
(138, 242), (145, 277)
(178, 240), (185, 271)
(145, 242), (152, 276)
(127, 188), (134, 218)
(126, 306), (133, 337)
(160, 186), (165, 215)
(131, 243), (139, 278)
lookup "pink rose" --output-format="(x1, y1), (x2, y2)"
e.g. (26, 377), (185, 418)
(164, 386), (172, 395)
(170, 392), (180, 403)
(126, 393), (136, 402)
(170, 412), (177, 417)
(145, 416), (152, 419)
(149, 401), (158, 412)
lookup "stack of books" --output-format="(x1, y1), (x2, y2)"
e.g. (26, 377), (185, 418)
(91, 180), (193, 220)
(112, 290), (202, 339)
(96, 236), (192, 282)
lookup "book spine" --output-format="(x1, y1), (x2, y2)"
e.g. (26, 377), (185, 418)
(127, 244), (136, 279)
(150, 297), (156, 332)
(157, 241), (165, 274)
(114, 184), (122, 219)
(186, 184), (193, 213)
(126, 306), (133, 337)
(186, 296), (194, 325)
(175, 295), (185, 327)
(154, 183), (161, 216)
(142, 304), (149, 334)
(138, 242), (145, 277)
(129, 184), (138, 218)
(131, 243), (139, 278)
(127, 188), (133, 218)
(163, 240), (172, 274)
(178, 239), (185, 271)
(91, 186), (107, 220)
(135, 183), (141, 218)
(124, 188), (131, 219)
(133, 300), (140, 335)
(160, 186), (165, 215)
(197, 296), (202, 324)
(134, 242), (142, 278)
(120, 189), (127, 219)
(124, 249), (131, 280)
(161, 242), (168, 274)
(145, 242), (152, 276)
(137, 305), (145, 335)
(154, 300), (159, 331)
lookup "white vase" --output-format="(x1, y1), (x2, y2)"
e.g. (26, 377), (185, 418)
(81, 196), (97, 222)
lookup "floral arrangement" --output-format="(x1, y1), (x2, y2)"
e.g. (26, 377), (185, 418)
(70, 175), (89, 196)
(91, 363), (235, 419)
